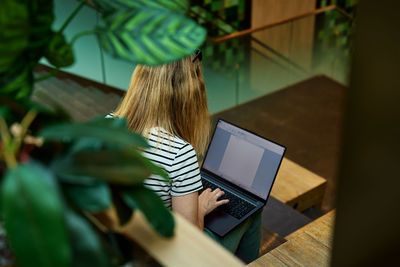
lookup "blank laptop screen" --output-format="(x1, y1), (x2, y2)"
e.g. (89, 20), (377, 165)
(202, 120), (285, 200)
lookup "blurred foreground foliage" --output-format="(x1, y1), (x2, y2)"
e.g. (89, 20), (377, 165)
(0, 0), (206, 266)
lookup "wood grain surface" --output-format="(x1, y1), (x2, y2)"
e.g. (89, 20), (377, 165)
(271, 157), (327, 211)
(249, 210), (335, 267)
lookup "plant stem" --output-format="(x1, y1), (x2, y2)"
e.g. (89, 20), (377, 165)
(58, 0), (87, 34)
(84, 212), (109, 233)
(71, 30), (96, 45)
(0, 118), (17, 168)
(13, 110), (37, 155)
(34, 68), (60, 83)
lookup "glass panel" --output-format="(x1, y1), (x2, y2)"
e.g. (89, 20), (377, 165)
(201, 9), (353, 113)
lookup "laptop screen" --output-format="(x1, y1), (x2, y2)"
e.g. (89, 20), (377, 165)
(202, 120), (285, 200)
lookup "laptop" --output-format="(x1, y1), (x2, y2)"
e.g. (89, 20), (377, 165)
(200, 119), (286, 237)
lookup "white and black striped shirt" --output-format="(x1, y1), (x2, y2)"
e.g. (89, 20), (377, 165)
(106, 113), (203, 208)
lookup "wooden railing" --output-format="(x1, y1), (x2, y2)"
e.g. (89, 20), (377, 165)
(208, 5), (352, 43)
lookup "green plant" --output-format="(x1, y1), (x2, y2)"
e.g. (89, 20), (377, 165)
(0, 0), (207, 266)
(318, 0), (357, 56)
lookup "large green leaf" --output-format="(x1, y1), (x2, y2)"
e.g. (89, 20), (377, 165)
(96, 7), (206, 65)
(27, 0), (54, 63)
(0, 105), (10, 119)
(44, 32), (75, 68)
(0, 0), (29, 73)
(39, 117), (149, 148)
(64, 182), (112, 212)
(54, 137), (169, 184)
(51, 149), (152, 185)
(111, 187), (133, 226)
(122, 187), (174, 237)
(0, 58), (33, 99)
(65, 209), (111, 267)
(0, 162), (71, 267)
(103, 232), (134, 265)
(92, 0), (189, 14)
(0, 0), (53, 99)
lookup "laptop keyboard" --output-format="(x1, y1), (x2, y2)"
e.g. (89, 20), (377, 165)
(200, 179), (256, 220)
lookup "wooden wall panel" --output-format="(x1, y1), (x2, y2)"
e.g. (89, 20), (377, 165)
(249, 0), (316, 92)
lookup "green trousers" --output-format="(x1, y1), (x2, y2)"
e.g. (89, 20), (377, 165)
(204, 209), (262, 263)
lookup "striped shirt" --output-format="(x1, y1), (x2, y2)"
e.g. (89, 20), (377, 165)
(105, 113), (203, 208)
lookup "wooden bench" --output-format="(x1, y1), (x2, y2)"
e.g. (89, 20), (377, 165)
(271, 157), (327, 211)
(249, 210), (335, 267)
(117, 211), (245, 267)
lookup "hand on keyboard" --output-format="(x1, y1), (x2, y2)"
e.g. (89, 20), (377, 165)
(200, 179), (256, 219)
(198, 187), (230, 215)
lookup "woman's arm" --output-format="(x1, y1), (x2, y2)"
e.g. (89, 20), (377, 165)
(172, 192), (200, 228)
(172, 189), (229, 230)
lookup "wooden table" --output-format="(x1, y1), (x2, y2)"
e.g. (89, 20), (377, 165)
(249, 210), (335, 267)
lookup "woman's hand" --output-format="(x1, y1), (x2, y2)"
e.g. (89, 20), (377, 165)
(198, 188), (229, 216)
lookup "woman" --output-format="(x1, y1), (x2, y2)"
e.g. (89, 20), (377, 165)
(110, 50), (261, 263)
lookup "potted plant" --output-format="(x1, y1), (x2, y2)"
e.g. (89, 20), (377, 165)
(0, 0), (206, 266)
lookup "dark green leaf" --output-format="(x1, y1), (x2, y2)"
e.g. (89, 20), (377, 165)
(96, 7), (206, 65)
(70, 139), (168, 180)
(0, 61), (33, 99)
(122, 187), (174, 237)
(54, 171), (99, 185)
(44, 32), (75, 67)
(132, 148), (169, 181)
(64, 183), (112, 212)
(103, 232), (134, 265)
(70, 137), (105, 153)
(65, 209), (111, 267)
(0, 162), (71, 267)
(0, 0), (29, 73)
(0, 105), (9, 119)
(92, 0), (188, 14)
(39, 117), (149, 148)
(27, 0), (54, 63)
(51, 149), (151, 185)
(111, 187), (133, 226)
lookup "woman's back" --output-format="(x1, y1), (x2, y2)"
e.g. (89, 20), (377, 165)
(142, 127), (203, 209)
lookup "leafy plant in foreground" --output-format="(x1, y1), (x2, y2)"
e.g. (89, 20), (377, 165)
(0, 0), (207, 266)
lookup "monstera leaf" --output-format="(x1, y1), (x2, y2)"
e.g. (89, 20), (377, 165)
(92, 0), (189, 14)
(96, 6), (206, 65)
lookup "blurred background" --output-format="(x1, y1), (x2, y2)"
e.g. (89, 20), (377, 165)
(39, 0), (355, 113)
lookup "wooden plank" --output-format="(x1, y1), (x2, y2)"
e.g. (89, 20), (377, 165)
(271, 157), (327, 211)
(249, 211), (335, 267)
(118, 211), (245, 267)
(270, 234), (330, 267)
(286, 210), (335, 240)
(248, 252), (287, 267)
(250, 0), (316, 70)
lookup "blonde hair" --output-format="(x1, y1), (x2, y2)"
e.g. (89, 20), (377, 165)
(114, 54), (210, 156)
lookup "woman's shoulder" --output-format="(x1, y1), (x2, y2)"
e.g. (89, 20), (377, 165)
(148, 127), (190, 150)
